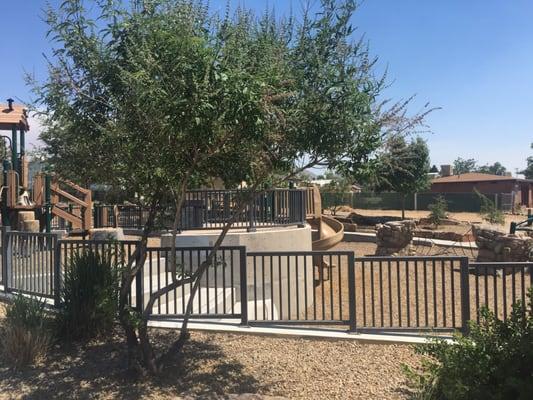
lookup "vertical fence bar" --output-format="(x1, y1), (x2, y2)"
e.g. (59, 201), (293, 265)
(53, 241), (61, 307)
(460, 257), (470, 334)
(2, 228), (11, 292)
(239, 247), (248, 326)
(347, 252), (356, 332)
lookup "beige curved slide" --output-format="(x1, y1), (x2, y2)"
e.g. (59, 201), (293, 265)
(309, 215), (344, 250)
(305, 186), (344, 250)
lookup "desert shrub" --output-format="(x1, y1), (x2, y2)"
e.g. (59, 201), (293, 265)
(57, 249), (119, 340)
(1, 295), (51, 368)
(427, 196), (447, 227)
(476, 190), (505, 225)
(404, 288), (533, 400)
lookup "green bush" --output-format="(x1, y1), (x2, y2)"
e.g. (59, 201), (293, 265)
(427, 196), (447, 227)
(1, 295), (51, 368)
(477, 191), (505, 225)
(57, 249), (119, 340)
(404, 289), (533, 400)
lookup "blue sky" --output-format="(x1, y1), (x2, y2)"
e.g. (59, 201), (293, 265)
(1, 0), (532, 175)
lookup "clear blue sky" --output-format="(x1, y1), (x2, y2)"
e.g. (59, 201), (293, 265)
(1, 0), (532, 175)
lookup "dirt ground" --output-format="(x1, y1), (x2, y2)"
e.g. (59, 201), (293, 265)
(306, 241), (532, 328)
(333, 208), (525, 233)
(0, 300), (420, 400)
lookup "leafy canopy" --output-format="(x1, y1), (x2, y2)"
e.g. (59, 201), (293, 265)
(29, 0), (425, 202)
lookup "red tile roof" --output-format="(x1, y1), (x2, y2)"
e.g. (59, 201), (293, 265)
(432, 172), (518, 183)
(0, 103), (30, 131)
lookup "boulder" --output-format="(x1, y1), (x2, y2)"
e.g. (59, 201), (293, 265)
(89, 227), (125, 241)
(472, 224), (533, 265)
(375, 220), (416, 256)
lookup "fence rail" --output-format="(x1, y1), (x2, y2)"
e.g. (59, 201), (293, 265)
(93, 188), (308, 232)
(1, 230), (531, 334)
(321, 191), (512, 213)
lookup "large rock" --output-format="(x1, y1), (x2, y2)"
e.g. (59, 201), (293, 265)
(89, 227), (125, 241)
(472, 224), (533, 265)
(375, 220), (416, 256)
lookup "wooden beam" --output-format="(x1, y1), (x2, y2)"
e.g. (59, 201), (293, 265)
(33, 174), (44, 206)
(50, 185), (89, 208)
(51, 205), (82, 229)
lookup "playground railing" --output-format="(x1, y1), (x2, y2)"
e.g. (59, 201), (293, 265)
(1, 234), (530, 333)
(93, 188), (308, 232)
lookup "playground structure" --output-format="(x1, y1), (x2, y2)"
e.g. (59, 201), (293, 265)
(0, 100), (341, 251)
(0, 100), (92, 234)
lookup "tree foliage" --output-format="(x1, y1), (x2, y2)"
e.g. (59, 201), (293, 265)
(477, 162), (507, 176)
(372, 136), (430, 218)
(29, 0), (430, 375)
(452, 157), (477, 175)
(521, 143), (533, 179)
(452, 158), (508, 176)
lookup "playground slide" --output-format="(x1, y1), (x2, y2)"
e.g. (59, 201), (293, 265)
(309, 215), (344, 251)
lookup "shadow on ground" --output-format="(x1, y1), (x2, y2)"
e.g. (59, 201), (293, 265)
(0, 330), (265, 399)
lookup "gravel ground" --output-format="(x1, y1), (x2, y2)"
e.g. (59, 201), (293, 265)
(308, 242), (532, 328)
(0, 305), (420, 400)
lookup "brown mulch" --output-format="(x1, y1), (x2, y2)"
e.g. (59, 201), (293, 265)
(0, 317), (420, 400)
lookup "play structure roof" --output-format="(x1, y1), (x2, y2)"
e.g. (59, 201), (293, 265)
(0, 102), (30, 131)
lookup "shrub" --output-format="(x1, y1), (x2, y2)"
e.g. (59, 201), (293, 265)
(404, 288), (533, 400)
(57, 249), (119, 340)
(1, 295), (51, 368)
(477, 190), (505, 225)
(427, 196), (447, 227)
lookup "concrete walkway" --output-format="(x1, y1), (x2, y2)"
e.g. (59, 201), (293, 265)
(148, 318), (452, 345)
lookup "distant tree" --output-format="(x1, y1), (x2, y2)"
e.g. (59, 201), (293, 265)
(324, 170), (338, 180)
(374, 136), (431, 219)
(321, 176), (352, 215)
(521, 143), (533, 179)
(453, 158), (477, 175)
(477, 162), (507, 176)
(429, 165), (439, 173)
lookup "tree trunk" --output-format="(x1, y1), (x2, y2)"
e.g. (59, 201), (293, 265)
(118, 197), (159, 375)
(401, 194), (406, 220)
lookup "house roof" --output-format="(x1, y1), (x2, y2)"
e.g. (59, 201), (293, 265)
(0, 103), (30, 131)
(432, 172), (527, 184)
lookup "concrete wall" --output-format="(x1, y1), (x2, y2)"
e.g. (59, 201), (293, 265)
(156, 225), (314, 320)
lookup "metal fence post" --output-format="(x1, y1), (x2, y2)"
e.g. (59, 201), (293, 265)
(247, 198), (256, 232)
(239, 247), (249, 326)
(460, 257), (471, 335)
(347, 252), (357, 332)
(135, 248), (144, 312)
(2, 227), (11, 292)
(53, 239), (62, 307)
(298, 190), (306, 228)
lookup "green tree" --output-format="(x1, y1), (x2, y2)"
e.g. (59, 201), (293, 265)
(477, 162), (507, 176)
(521, 143), (533, 179)
(429, 165), (439, 173)
(453, 157), (477, 174)
(31, 0), (430, 375)
(374, 136), (431, 219)
(321, 176), (353, 215)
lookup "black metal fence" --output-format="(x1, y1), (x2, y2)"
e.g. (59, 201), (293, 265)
(93, 189), (307, 231)
(321, 191), (510, 213)
(1, 231), (531, 334)
(0, 229), (58, 300)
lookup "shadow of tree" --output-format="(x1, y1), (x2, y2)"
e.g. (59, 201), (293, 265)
(0, 330), (265, 399)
